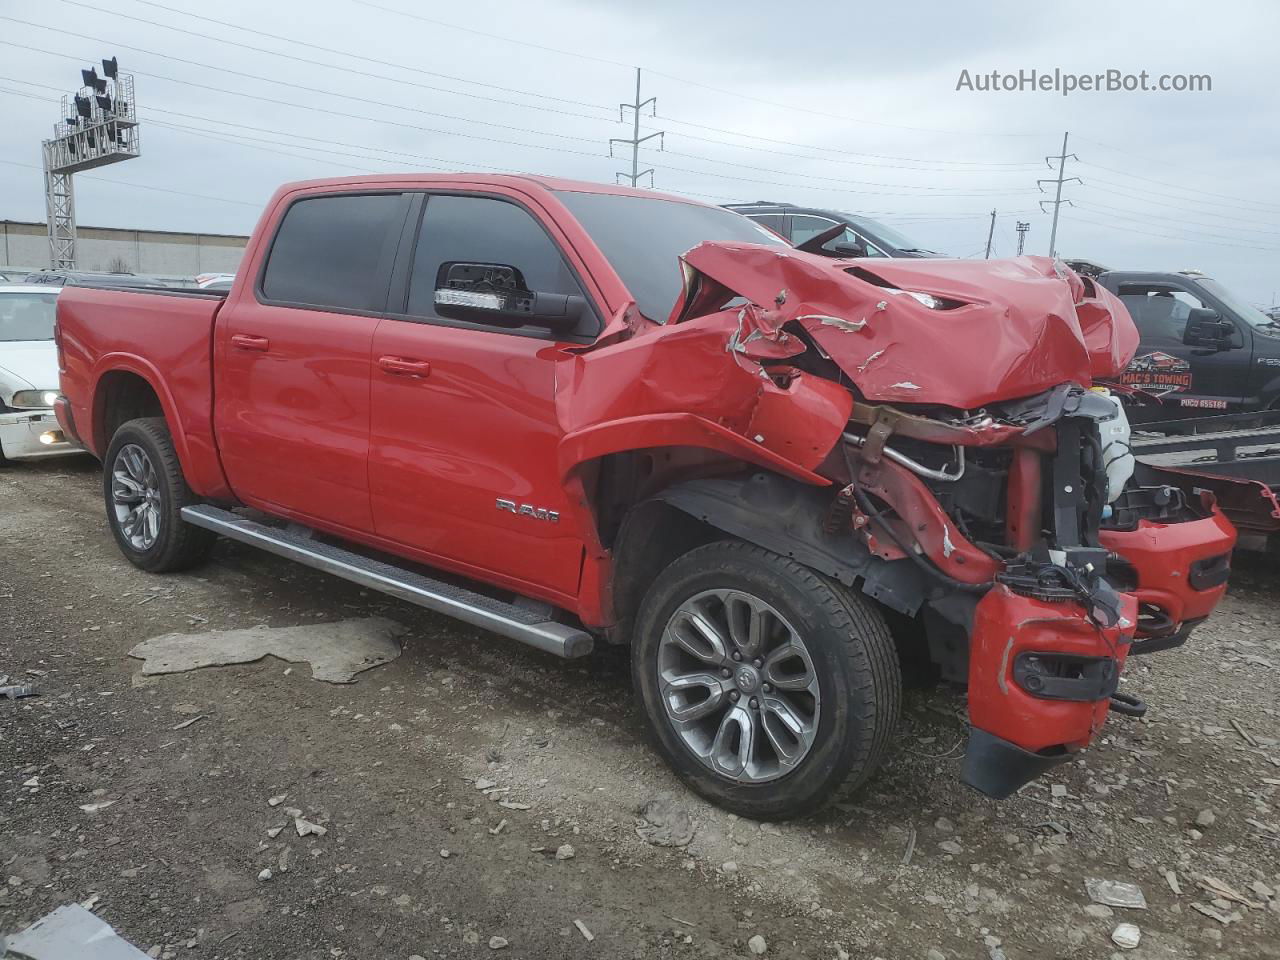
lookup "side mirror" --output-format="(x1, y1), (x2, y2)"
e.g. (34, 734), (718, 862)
(434, 262), (583, 332)
(1183, 307), (1233, 349)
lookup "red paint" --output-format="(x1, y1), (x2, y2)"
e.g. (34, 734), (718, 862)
(968, 585), (1138, 754)
(1005, 448), (1042, 552)
(1099, 512), (1236, 627)
(675, 245), (1140, 409)
(55, 173), (1235, 793)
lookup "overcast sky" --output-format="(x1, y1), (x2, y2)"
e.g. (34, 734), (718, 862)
(2, 0), (1278, 304)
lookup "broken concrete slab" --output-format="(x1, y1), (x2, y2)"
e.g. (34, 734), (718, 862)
(128, 617), (405, 684)
(2, 903), (151, 959)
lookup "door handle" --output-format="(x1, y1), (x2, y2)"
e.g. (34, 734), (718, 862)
(378, 356), (431, 378)
(230, 334), (270, 352)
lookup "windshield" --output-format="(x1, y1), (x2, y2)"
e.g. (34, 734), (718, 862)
(0, 293), (58, 341)
(556, 191), (787, 322)
(836, 213), (926, 252)
(1197, 278), (1280, 332)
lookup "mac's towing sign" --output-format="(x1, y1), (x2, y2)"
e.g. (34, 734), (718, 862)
(1120, 351), (1192, 393)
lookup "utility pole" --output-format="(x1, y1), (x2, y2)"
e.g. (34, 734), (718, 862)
(609, 68), (663, 187)
(1016, 220), (1030, 255)
(1038, 131), (1081, 258)
(984, 209), (996, 259)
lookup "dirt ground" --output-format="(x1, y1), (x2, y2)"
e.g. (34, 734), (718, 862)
(3, 454), (1279, 960)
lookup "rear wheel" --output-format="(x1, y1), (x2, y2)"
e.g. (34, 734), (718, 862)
(103, 417), (214, 572)
(633, 540), (901, 820)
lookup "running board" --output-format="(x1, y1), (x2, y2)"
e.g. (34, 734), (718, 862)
(180, 505), (593, 659)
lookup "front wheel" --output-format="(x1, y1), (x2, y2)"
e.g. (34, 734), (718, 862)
(632, 541), (901, 820)
(103, 417), (214, 573)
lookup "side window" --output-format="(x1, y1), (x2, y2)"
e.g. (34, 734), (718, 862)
(746, 214), (785, 236)
(1118, 283), (1208, 348)
(261, 193), (405, 311)
(406, 195), (589, 334)
(789, 215), (840, 245)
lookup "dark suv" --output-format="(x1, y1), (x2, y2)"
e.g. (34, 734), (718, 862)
(724, 202), (945, 258)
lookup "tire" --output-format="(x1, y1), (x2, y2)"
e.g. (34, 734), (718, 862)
(103, 417), (215, 573)
(633, 540), (901, 820)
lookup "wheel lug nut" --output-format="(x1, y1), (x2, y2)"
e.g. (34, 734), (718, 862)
(762, 683), (772, 694)
(749, 697), (759, 709)
(753, 659), (762, 668)
(720, 668), (732, 678)
(732, 651), (743, 661)
(729, 690), (740, 702)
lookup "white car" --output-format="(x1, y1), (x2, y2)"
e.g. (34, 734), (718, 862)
(0, 284), (80, 462)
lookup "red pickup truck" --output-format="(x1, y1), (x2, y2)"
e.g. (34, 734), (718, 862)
(55, 174), (1236, 819)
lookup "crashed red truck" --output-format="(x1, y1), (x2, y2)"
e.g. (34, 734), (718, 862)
(54, 176), (1236, 819)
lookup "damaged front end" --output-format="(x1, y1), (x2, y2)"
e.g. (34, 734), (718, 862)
(642, 244), (1237, 798)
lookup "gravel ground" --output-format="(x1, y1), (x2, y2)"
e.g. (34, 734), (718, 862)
(2, 454), (1279, 960)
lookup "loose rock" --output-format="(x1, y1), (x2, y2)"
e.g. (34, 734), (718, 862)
(555, 844), (576, 861)
(488, 936), (509, 950)
(747, 934), (767, 955)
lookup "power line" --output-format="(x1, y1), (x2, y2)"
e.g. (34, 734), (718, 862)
(349, 0), (635, 69)
(651, 115), (1042, 167)
(124, 0), (611, 111)
(646, 146), (1038, 194)
(1074, 136), (1280, 209)
(0, 156), (261, 207)
(0, 24), (612, 146)
(0, 44), (614, 160)
(1072, 195), (1280, 239)
(46, 0), (618, 122)
(350, 0), (1047, 139)
(1065, 210), (1280, 253)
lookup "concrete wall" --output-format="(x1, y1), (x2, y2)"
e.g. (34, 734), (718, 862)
(1, 220), (248, 278)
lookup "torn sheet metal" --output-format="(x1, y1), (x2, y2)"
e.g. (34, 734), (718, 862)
(128, 617), (405, 684)
(3, 904), (151, 960)
(673, 243), (1137, 410)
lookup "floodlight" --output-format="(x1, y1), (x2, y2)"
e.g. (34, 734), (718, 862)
(102, 57), (118, 79)
(95, 94), (112, 112)
(74, 94), (91, 119)
(81, 67), (97, 89)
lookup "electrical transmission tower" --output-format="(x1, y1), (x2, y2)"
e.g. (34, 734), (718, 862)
(41, 57), (141, 269)
(1038, 131), (1080, 259)
(609, 68), (664, 187)
(1016, 220), (1030, 255)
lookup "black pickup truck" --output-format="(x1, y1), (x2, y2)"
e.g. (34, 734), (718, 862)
(1080, 267), (1280, 418)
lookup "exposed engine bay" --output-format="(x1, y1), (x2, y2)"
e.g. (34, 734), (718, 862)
(570, 242), (1236, 797)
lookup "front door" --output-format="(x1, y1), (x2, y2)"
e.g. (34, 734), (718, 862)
(1116, 279), (1249, 415)
(368, 191), (599, 600)
(215, 191), (411, 532)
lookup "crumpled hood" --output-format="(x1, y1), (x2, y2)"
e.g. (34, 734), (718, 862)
(673, 244), (1138, 410)
(0, 341), (58, 396)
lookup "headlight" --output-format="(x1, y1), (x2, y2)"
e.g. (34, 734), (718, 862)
(10, 390), (60, 409)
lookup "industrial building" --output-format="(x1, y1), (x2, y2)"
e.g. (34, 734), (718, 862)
(0, 219), (247, 279)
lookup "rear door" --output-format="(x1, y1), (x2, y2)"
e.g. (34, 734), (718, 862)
(367, 191), (598, 599)
(1116, 279), (1248, 413)
(214, 191), (412, 532)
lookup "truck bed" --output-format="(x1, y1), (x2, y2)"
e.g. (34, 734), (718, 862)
(56, 284), (229, 494)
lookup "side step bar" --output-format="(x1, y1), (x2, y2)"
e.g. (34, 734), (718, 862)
(181, 505), (594, 659)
